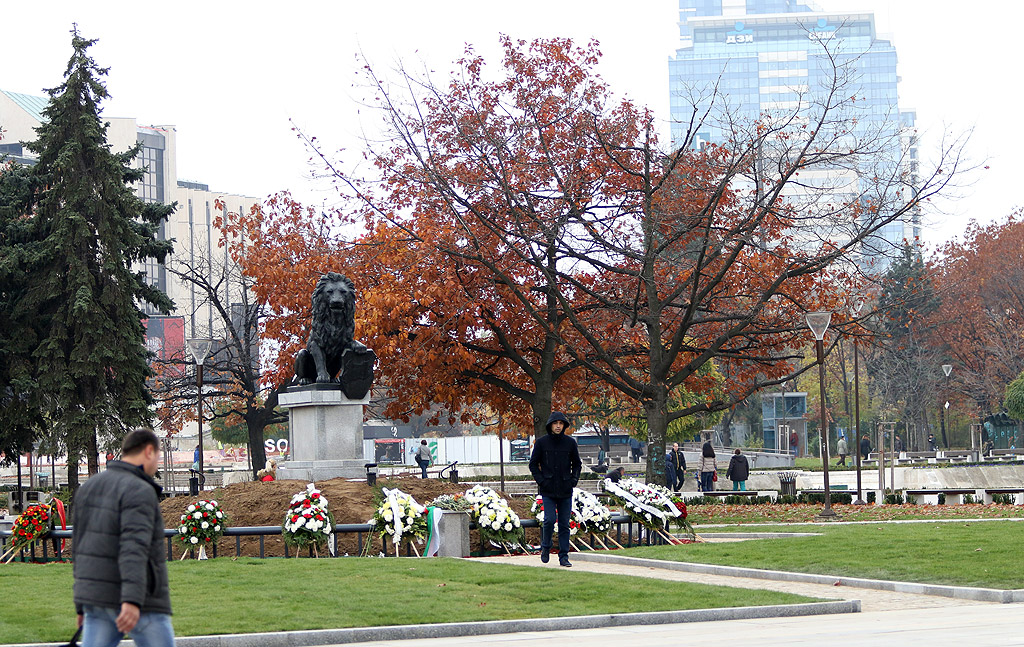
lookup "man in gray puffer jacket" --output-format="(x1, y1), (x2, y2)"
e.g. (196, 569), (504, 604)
(73, 428), (174, 646)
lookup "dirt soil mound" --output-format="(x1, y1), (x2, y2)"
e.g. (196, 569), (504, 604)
(160, 477), (538, 558)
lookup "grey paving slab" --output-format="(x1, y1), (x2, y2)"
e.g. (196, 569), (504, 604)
(480, 554), (994, 612)
(332, 604), (1024, 647)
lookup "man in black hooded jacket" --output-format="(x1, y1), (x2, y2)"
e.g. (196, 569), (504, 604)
(529, 411), (582, 567)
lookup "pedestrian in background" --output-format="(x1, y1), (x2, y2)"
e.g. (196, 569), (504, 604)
(665, 451), (677, 491)
(860, 434), (872, 460)
(628, 437), (642, 462)
(73, 428), (174, 646)
(726, 448), (749, 491)
(836, 435), (848, 466)
(415, 439), (432, 479)
(669, 442), (686, 491)
(699, 442), (717, 492)
(529, 411), (582, 567)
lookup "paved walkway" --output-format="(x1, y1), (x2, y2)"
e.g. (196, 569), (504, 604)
(476, 554), (985, 612)
(340, 604), (1024, 647)
(322, 553), (1015, 647)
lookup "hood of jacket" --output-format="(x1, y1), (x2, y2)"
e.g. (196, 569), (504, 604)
(545, 411), (572, 433)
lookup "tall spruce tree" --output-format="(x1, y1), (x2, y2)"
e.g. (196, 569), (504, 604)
(0, 158), (42, 464)
(22, 30), (173, 489)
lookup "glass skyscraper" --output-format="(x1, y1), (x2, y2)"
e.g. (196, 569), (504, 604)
(668, 0), (920, 271)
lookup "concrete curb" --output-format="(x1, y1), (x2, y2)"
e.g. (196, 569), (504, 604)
(572, 552), (1024, 603)
(11, 601), (858, 647)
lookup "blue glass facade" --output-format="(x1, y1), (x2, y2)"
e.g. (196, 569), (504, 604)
(669, 0), (919, 270)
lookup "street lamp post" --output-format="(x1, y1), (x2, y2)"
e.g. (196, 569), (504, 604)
(186, 338), (214, 491)
(940, 364), (953, 450)
(849, 297), (866, 505)
(806, 311), (837, 518)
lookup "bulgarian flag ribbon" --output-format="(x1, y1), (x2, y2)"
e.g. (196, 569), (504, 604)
(424, 507), (443, 557)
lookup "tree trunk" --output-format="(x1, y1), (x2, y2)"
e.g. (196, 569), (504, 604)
(531, 377), (553, 438)
(66, 445), (81, 496)
(246, 419), (268, 479)
(86, 429), (99, 476)
(719, 408), (736, 447)
(643, 386), (669, 485)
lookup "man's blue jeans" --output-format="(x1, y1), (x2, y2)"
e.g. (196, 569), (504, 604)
(82, 605), (175, 647)
(540, 495), (572, 557)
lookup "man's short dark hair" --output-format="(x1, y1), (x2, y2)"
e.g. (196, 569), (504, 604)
(122, 428), (159, 456)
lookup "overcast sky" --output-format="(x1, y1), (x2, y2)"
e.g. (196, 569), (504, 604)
(3, 0), (1019, 252)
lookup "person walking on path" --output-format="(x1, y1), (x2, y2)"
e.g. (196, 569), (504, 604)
(698, 442), (717, 492)
(665, 451), (677, 491)
(860, 434), (872, 461)
(529, 412), (582, 568)
(73, 428), (174, 647)
(414, 440), (432, 479)
(628, 437), (642, 462)
(927, 433), (937, 451)
(726, 448), (749, 491)
(669, 442), (686, 491)
(836, 435), (849, 466)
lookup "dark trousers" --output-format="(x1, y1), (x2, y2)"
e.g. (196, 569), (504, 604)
(700, 471), (715, 492)
(417, 458), (428, 479)
(540, 494), (572, 557)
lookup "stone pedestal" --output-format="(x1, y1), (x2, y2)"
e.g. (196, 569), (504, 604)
(277, 385), (369, 481)
(436, 511), (471, 557)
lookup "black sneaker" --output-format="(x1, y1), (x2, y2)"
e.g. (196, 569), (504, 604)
(559, 558), (572, 567)
(540, 546), (550, 563)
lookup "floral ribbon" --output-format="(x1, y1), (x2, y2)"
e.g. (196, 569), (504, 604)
(603, 478), (680, 523)
(383, 487), (406, 545)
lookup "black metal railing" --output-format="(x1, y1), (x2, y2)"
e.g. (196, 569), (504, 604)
(1, 514), (669, 562)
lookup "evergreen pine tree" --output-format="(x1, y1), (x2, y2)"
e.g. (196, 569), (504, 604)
(0, 157), (42, 464)
(21, 30), (174, 489)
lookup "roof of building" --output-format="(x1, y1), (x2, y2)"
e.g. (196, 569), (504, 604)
(1, 89), (48, 123)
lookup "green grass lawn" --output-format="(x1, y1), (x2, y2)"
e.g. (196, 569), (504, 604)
(0, 557), (818, 644)
(631, 520), (1024, 589)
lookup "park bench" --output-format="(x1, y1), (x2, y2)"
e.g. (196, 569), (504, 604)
(904, 488), (977, 504)
(900, 451), (937, 464)
(691, 490), (777, 501)
(981, 488), (1024, 504)
(986, 449), (1024, 462)
(939, 451), (972, 463)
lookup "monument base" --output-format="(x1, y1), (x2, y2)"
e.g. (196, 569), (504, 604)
(278, 385), (370, 483)
(277, 460), (369, 482)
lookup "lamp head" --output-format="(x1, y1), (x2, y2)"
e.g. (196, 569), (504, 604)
(805, 311), (832, 341)
(942, 364), (953, 377)
(186, 338), (214, 366)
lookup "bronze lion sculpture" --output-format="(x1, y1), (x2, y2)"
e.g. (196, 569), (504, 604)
(292, 272), (375, 399)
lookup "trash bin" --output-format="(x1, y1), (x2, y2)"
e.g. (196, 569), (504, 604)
(189, 477), (199, 496)
(778, 472), (797, 497)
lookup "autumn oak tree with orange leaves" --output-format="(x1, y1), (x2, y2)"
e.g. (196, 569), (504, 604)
(929, 212), (1024, 421)
(231, 36), (966, 484)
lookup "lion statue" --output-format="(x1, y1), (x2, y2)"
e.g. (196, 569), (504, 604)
(292, 272), (376, 399)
